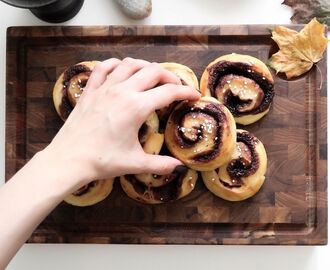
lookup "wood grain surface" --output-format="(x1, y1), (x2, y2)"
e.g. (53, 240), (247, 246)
(5, 25), (327, 245)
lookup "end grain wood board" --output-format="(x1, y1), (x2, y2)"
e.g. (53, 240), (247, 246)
(5, 25), (327, 245)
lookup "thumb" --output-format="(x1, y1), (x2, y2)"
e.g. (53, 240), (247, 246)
(141, 154), (184, 175)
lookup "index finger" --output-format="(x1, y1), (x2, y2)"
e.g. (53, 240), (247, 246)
(85, 58), (121, 90)
(141, 84), (201, 117)
(121, 63), (182, 92)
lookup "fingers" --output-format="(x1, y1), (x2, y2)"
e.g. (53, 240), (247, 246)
(141, 84), (200, 114)
(122, 63), (182, 92)
(85, 58), (121, 90)
(137, 154), (183, 175)
(105, 57), (150, 85)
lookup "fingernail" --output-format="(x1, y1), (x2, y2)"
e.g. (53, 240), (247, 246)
(172, 165), (188, 175)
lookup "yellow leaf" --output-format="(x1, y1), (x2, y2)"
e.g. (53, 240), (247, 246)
(268, 18), (328, 79)
(271, 26), (298, 48)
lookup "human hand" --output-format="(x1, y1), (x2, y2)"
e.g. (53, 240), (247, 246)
(43, 58), (200, 189)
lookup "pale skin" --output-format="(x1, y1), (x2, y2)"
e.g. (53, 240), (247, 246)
(0, 58), (200, 269)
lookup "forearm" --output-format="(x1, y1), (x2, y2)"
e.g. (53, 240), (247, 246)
(0, 58), (199, 269)
(0, 149), (83, 268)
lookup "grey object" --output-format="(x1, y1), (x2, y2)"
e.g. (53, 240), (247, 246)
(1, 0), (84, 23)
(115, 0), (152, 19)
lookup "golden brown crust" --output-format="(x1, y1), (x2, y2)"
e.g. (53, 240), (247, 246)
(53, 61), (100, 121)
(200, 54), (274, 125)
(201, 129), (267, 201)
(64, 178), (114, 207)
(165, 96), (236, 171)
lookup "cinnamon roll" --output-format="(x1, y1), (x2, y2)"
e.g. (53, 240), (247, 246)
(120, 166), (198, 204)
(157, 63), (199, 131)
(165, 96), (236, 171)
(64, 178), (114, 207)
(202, 129), (267, 201)
(121, 111), (198, 204)
(53, 61), (100, 121)
(200, 54), (274, 125)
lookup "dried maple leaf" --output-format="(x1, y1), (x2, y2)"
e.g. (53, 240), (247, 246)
(268, 18), (328, 79)
(283, 0), (330, 27)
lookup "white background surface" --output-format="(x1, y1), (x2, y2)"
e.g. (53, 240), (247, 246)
(0, 0), (328, 269)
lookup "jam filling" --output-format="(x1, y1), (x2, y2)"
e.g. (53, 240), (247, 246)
(225, 91), (253, 112)
(225, 131), (260, 187)
(72, 181), (98, 196)
(138, 123), (148, 146)
(126, 166), (188, 202)
(207, 61), (274, 116)
(62, 64), (91, 86)
(169, 101), (226, 162)
(77, 78), (88, 89)
(220, 179), (242, 188)
(59, 64), (91, 120)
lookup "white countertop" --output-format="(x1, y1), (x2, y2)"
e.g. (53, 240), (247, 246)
(0, 0), (328, 269)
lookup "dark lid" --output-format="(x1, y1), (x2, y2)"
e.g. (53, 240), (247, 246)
(1, 0), (57, 8)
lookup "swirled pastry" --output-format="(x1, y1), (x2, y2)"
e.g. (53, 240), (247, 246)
(165, 96), (236, 171)
(202, 129), (267, 201)
(200, 54), (274, 125)
(121, 112), (198, 204)
(53, 61), (100, 121)
(64, 179), (114, 207)
(120, 166), (198, 204)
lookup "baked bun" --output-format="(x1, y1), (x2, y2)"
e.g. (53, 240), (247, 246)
(53, 61), (100, 121)
(64, 179), (114, 207)
(121, 111), (198, 204)
(200, 54), (274, 125)
(202, 129), (267, 201)
(120, 166), (198, 204)
(165, 96), (236, 171)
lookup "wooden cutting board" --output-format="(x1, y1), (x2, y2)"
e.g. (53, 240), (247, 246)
(5, 25), (327, 245)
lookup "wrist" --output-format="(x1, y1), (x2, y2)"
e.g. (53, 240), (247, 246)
(32, 147), (88, 198)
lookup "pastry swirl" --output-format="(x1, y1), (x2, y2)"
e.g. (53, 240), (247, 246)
(121, 110), (198, 204)
(202, 129), (267, 201)
(120, 166), (198, 204)
(165, 96), (236, 171)
(200, 54), (274, 125)
(64, 179), (114, 207)
(53, 61), (100, 121)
